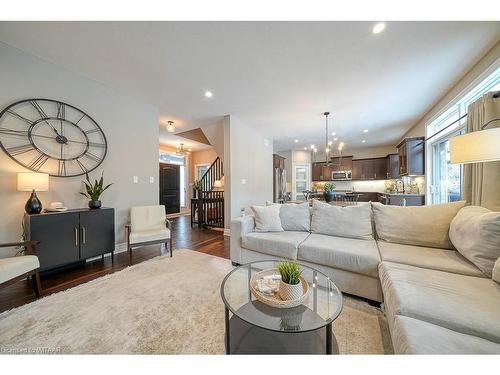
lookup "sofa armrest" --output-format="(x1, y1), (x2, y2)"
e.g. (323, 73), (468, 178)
(230, 215), (255, 264)
(493, 257), (500, 284)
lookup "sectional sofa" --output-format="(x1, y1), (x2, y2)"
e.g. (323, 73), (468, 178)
(230, 200), (500, 354)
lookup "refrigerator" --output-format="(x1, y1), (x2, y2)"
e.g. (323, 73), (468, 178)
(274, 167), (287, 203)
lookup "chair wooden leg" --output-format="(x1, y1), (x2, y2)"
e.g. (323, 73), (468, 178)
(33, 270), (42, 298)
(170, 237), (173, 257)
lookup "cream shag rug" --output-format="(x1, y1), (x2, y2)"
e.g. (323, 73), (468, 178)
(0, 250), (392, 354)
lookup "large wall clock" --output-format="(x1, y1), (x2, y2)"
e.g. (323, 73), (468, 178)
(0, 98), (107, 177)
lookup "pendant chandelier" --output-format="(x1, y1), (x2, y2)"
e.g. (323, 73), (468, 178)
(176, 143), (191, 155)
(166, 120), (176, 133)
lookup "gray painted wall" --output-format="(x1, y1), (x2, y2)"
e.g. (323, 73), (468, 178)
(0, 43), (159, 255)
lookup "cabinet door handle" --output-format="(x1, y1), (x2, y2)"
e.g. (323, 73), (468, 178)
(75, 227), (79, 247)
(82, 227), (87, 244)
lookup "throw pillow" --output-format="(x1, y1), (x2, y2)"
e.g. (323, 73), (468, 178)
(279, 202), (311, 231)
(251, 204), (284, 232)
(310, 200), (374, 240)
(493, 257), (500, 284)
(372, 201), (466, 249)
(449, 206), (500, 277)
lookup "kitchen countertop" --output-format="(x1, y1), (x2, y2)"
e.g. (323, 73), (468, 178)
(378, 192), (425, 196)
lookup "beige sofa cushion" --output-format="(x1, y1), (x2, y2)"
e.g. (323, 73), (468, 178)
(298, 233), (380, 277)
(279, 202), (311, 232)
(377, 241), (483, 277)
(379, 261), (500, 343)
(392, 315), (500, 354)
(372, 201), (466, 249)
(449, 206), (500, 277)
(241, 231), (309, 259)
(251, 205), (284, 232)
(0, 255), (40, 284)
(311, 200), (373, 240)
(130, 228), (170, 244)
(494, 258), (500, 284)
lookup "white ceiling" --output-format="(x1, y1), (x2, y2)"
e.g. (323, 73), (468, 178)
(0, 22), (499, 153)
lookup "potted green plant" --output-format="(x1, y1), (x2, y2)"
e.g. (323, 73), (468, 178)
(80, 172), (113, 209)
(323, 182), (336, 202)
(277, 260), (303, 301)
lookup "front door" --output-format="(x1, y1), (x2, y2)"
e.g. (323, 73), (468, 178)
(159, 163), (180, 214)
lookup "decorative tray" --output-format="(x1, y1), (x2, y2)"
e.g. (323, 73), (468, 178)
(249, 268), (309, 309)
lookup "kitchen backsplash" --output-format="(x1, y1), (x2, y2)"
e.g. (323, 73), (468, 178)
(312, 176), (425, 194)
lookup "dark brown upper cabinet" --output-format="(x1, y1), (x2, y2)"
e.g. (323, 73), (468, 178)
(312, 162), (324, 181)
(352, 158), (386, 180)
(386, 154), (399, 179)
(331, 156), (353, 171)
(397, 137), (425, 176)
(273, 154), (286, 169)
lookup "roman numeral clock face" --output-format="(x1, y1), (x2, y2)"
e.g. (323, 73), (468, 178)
(0, 99), (107, 177)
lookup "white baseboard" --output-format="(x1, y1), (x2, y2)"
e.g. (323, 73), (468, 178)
(223, 228), (231, 237)
(85, 242), (127, 262)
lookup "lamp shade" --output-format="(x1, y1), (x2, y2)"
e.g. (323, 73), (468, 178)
(17, 172), (49, 192)
(449, 127), (500, 164)
(213, 180), (223, 188)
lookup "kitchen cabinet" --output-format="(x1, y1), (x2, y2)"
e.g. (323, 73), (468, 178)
(331, 156), (353, 171)
(397, 137), (425, 176)
(377, 193), (425, 206)
(352, 158), (386, 180)
(386, 154), (399, 179)
(273, 154), (286, 169)
(312, 162), (323, 181)
(321, 164), (332, 181)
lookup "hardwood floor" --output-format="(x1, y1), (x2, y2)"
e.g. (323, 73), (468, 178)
(0, 215), (229, 313)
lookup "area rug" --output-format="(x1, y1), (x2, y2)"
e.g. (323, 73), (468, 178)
(0, 250), (392, 354)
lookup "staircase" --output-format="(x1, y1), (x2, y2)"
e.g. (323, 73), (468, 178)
(192, 157), (224, 229)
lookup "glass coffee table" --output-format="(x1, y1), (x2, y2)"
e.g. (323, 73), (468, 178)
(221, 260), (343, 354)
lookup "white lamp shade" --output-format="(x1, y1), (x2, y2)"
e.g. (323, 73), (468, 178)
(17, 172), (49, 192)
(213, 180), (223, 188)
(450, 127), (500, 164)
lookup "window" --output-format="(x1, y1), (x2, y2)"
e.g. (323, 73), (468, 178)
(195, 164), (209, 180)
(426, 66), (500, 204)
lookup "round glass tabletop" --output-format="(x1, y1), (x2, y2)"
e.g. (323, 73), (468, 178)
(221, 260), (343, 333)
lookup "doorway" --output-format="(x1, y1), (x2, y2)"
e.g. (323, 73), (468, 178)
(159, 163), (180, 214)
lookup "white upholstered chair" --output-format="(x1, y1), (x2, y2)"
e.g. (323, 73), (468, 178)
(0, 241), (42, 297)
(126, 205), (173, 262)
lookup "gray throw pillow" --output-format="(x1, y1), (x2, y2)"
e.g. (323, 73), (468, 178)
(279, 202), (311, 232)
(449, 206), (500, 277)
(251, 205), (284, 232)
(493, 258), (500, 284)
(310, 200), (374, 240)
(372, 201), (466, 249)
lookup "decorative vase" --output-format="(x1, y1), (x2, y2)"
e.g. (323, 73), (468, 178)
(279, 279), (303, 301)
(25, 190), (43, 214)
(88, 200), (101, 209)
(324, 192), (334, 202)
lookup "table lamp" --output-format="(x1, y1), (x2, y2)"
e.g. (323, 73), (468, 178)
(18, 172), (49, 214)
(213, 180), (223, 191)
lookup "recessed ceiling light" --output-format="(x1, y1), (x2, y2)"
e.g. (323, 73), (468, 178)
(362, 140), (366, 143)
(333, 137), (338, 141)
(328, 141), (333, 146)
(325, 148), (330, 153)
(331, 132), (336, 136)
(363, 129), (369, 133)
(310, 144), (315, 149)
(294, 139), (299, 143)
(372, 22), (386, 34)
(205, 90), (213, 98)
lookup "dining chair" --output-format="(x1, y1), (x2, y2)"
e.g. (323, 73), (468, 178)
(0, 240), (42, 297)
(125, 205), (173, 262)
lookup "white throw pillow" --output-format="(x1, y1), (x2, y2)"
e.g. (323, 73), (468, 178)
(251, 205), (284, 232)
(449, 206), (500, 277)
(310, 200), (374, 240)
(372, 201), (466, 249)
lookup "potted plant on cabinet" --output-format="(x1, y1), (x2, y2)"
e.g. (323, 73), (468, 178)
(193, 179), (202, 199)
(323, 182), (336, 202)
(80, 172), (113, 209)
(277, 260), (303, 301)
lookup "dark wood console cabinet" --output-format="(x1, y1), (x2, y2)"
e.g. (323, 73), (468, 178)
(23, 208), (115, 272)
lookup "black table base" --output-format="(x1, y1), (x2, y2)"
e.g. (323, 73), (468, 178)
(225, 307), (338, 355)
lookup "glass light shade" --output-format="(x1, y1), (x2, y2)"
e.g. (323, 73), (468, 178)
(449, 127), (500, 164)
(166, 124), (176, 133)
(18, 172), (49, 191)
